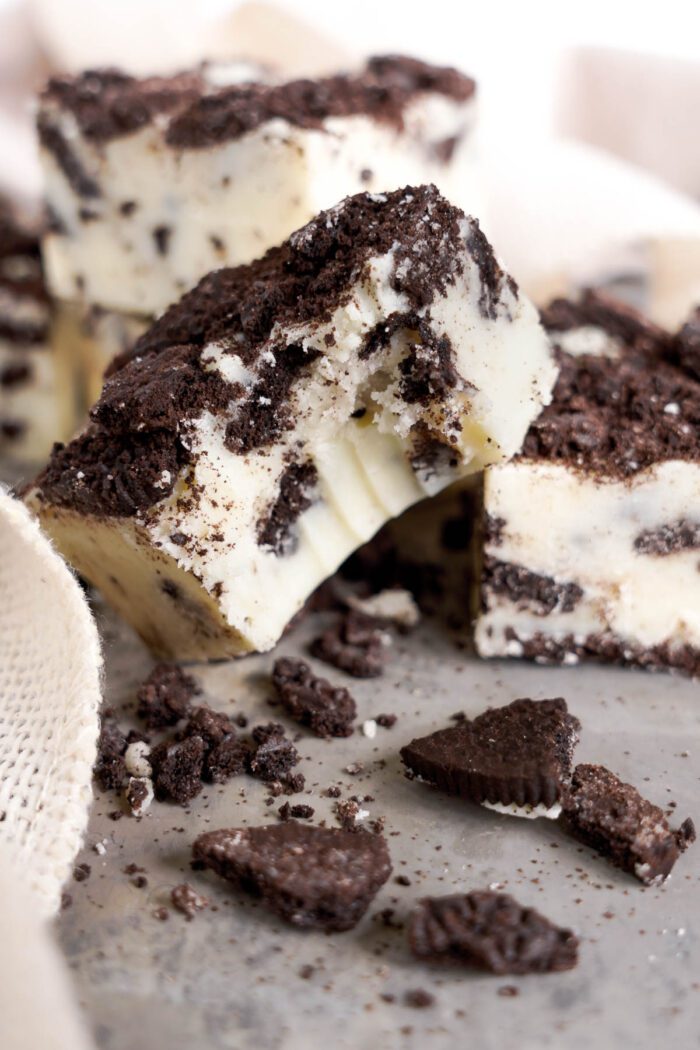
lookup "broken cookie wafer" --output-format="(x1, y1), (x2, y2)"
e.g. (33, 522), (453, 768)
(193, 822), (392, 931)
(561, 763), (695, 885)
(400, 698), (580, 817)
(409, 892), (578, 973)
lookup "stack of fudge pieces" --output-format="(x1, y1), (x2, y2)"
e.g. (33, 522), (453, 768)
(26, 51), (700, 686)
(0, 197), (77, 463)
(38, 55), (481, 403)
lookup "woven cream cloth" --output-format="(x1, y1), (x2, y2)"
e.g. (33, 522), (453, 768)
(0, 486), (102, 915)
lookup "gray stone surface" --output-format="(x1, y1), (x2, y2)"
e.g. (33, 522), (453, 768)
(58, 600), (700, 1050)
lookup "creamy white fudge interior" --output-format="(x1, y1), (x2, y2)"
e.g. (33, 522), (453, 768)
(39, 56), (481, 317)
(29, 185), (554, 660)
(476, 291), (700, 676)
(0, 200), (76, 463)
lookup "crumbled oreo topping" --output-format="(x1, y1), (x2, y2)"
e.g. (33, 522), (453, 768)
(524, 292), (700, 477)
(310, 610), (389, 678)
(137, 662), (197, 728)
(271, 657), (356, 737)
(542, 288), (672, 356)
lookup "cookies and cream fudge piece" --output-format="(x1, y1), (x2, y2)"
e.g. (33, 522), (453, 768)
(476, 292), (700, 675)
(39, 56), (480, 316)
(401, 697), (580, 819)
(28, 185), (555, 660)
(0, 199), (76, 463)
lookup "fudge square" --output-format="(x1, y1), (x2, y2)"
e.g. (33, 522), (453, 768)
(476, 290), (700, 676)
(38, 55), (480, 316)
(28, 185), (554, 660)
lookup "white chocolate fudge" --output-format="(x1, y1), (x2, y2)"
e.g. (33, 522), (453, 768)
(38, 56), (480, 316)
(0, 200), (77, 464)
(476, 291), (700, 676)
(29, 186), (554, 660)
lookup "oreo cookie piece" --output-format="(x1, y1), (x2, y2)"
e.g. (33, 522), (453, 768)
(560, 763), (696, 885)
(193, 822), (392, 931)
(409, 892), (578, 973)
(271, 657), (356, 737)
(400, 697), (580, 817)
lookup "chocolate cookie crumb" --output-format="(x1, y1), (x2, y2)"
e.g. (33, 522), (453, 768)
(249, 723), (299, 781)
(150, 736), (206, 804)
(310, 611), (389, 678)
(94, 718), (128, 790)
(137, 663), (197, 728)
(404, 989), (435, 1009)
(409, 892), (578, 973)
(193, 822), (392, 931)
(561, 763), (695, 884)
(205, 735), (251, 784)
(272, 657), (356, 737)
(377, 713), (397, 728)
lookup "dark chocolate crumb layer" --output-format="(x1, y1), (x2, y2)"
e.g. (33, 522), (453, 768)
(193, 822), (392, 931)
(499, 628), (700, 678)
(542, 288), (672, 357)
(524, 292), (700, 478)
(401, 698), (580, 810)
(560, 763), (695, 885)
(409, 892), (578, 973)
(310, 610), (388, 678)
(272, 657), (356, 737)
(42, 58), (474, 148)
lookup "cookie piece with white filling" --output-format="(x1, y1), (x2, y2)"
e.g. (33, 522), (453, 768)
(400, 697), (580, 818)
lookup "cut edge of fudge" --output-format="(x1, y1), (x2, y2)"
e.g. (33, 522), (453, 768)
(193, 822), (392, 931)
(400, 697), (580, 817)
(560, 763), (695, 885)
